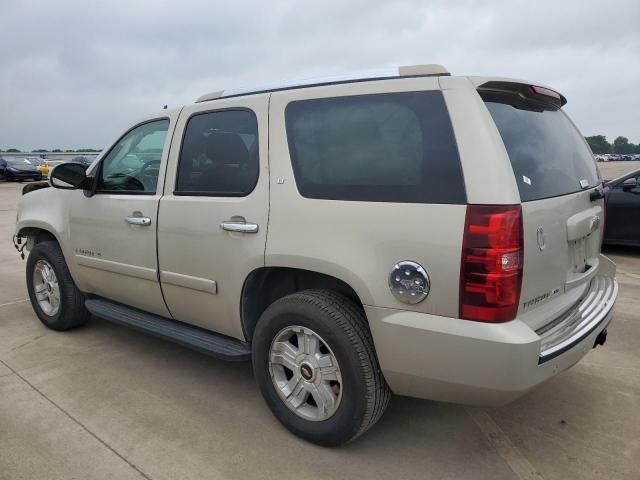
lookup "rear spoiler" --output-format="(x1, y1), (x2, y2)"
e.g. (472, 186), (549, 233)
(477, 81), (566, 111)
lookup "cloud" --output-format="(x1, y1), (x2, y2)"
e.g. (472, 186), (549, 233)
(0, 0), (638, 150)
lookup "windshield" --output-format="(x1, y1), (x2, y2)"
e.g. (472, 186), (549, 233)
(484, 102), (599, 202)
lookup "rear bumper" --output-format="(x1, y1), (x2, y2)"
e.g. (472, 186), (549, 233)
(366, 274), (617, 406)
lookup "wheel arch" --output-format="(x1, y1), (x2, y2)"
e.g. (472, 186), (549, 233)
(17, 225), (59, 246)
(15, 222), (83, 290)
(241, 267), (367, 341)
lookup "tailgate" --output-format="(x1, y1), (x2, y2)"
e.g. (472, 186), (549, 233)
(519, 191), (605, 330)
(479, 81), (614, 331)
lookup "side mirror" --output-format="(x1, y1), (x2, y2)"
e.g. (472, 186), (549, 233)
(622, 177), (637, 192)
(49, 162), (87, 190)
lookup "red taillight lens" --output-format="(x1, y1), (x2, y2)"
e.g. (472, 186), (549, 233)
(530, 85), (561, 100)
(460, 205), (523, 322)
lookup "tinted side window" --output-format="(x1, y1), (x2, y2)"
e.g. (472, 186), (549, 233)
(175, 110), (259, 196)
(98, 119), (169, 193)
(484, 102), (598, 202)
(284, 91), (465, 204)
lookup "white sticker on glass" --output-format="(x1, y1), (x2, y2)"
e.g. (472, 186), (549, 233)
(523, 175), (532, 186)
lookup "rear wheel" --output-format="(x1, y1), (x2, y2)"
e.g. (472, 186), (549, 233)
(252, 289), (390, 446)
(26, 241), (90, 331)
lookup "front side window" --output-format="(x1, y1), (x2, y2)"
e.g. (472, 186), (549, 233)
(284, 91), (465, 204)
(97, 119), (169, 193)
(175, 110), (259, 196)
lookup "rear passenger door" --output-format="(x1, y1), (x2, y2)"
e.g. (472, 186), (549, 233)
(157, 96), (269, 340)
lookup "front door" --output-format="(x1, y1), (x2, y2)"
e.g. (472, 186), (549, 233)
(157, 96), (269, 339)
(68, 115), (178, 316)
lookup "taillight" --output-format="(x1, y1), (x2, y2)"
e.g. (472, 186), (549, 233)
(459, 205), (523, 322)
(530, 85), (561, 100)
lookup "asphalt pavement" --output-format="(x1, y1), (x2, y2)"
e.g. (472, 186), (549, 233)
(1, 165), (638, 480)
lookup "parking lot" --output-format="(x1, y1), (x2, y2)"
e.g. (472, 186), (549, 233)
(1, 163), (638, 480)
(600, 160), (640, 180)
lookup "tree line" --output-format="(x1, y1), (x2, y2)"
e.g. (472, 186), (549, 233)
(0, 148), (101, 153)
(585, 136), (640, 155)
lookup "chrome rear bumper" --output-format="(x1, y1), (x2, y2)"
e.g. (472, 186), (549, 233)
(537, 275), (618, 363)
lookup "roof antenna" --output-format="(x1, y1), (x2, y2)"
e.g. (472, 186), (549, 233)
(163, 105), (168, 110)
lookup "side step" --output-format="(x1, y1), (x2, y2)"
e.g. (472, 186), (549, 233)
(85, 298), (251, 361)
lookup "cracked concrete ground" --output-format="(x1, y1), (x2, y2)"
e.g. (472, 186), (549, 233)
(1, 165), (639, 480)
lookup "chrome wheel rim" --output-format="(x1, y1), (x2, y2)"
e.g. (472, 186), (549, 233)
(269, 325), (342, 422)
(33, 260), (60, 316)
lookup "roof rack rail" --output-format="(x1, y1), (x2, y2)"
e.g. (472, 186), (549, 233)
(195, 64), (450, 103)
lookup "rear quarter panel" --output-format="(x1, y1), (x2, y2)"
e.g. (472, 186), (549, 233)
(267, 77), (466, 317)
(439, 76), (521, 205)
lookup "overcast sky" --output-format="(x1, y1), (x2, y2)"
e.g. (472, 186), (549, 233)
(1, 0), (638, 151)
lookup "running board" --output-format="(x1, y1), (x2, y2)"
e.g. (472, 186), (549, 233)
(85, 298), (251, 361)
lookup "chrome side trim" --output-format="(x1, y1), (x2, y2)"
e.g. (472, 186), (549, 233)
(160, 271), (218, 295)
(75, 255), (157, 281)
(537, 275), (617, 363)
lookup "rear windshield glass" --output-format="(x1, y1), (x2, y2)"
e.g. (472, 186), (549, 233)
(285, 91), (465, 204)
(485, 102), (598, 202)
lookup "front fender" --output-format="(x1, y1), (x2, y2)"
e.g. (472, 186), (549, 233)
(15, 188), (83, 289)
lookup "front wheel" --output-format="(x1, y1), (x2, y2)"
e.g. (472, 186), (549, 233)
(252, 289), (390, 446)
(26, 240), (90, 331)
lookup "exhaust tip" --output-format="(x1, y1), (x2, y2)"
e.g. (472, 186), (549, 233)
(594, 329), (608, 348)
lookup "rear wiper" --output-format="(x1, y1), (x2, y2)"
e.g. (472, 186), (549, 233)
(589, 183), (609, 202)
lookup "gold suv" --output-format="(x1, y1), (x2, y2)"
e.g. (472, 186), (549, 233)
(14, 64), (618, 446)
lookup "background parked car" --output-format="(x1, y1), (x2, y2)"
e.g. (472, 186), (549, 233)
(604, 168), (640, 247)
(70, 156), (94, 169)
(0, 157), (43, 182)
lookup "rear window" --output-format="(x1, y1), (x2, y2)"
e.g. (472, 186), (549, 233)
(485, 102), (598, 202)
(285, 91), (465, 204)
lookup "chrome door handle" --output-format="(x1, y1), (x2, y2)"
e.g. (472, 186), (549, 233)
(126, 215), (151, 226)
(221, 221), (258, 233)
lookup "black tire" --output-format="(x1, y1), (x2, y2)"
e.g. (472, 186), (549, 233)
(252, 289), (390, 446)
(26, 240), (90, 331)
